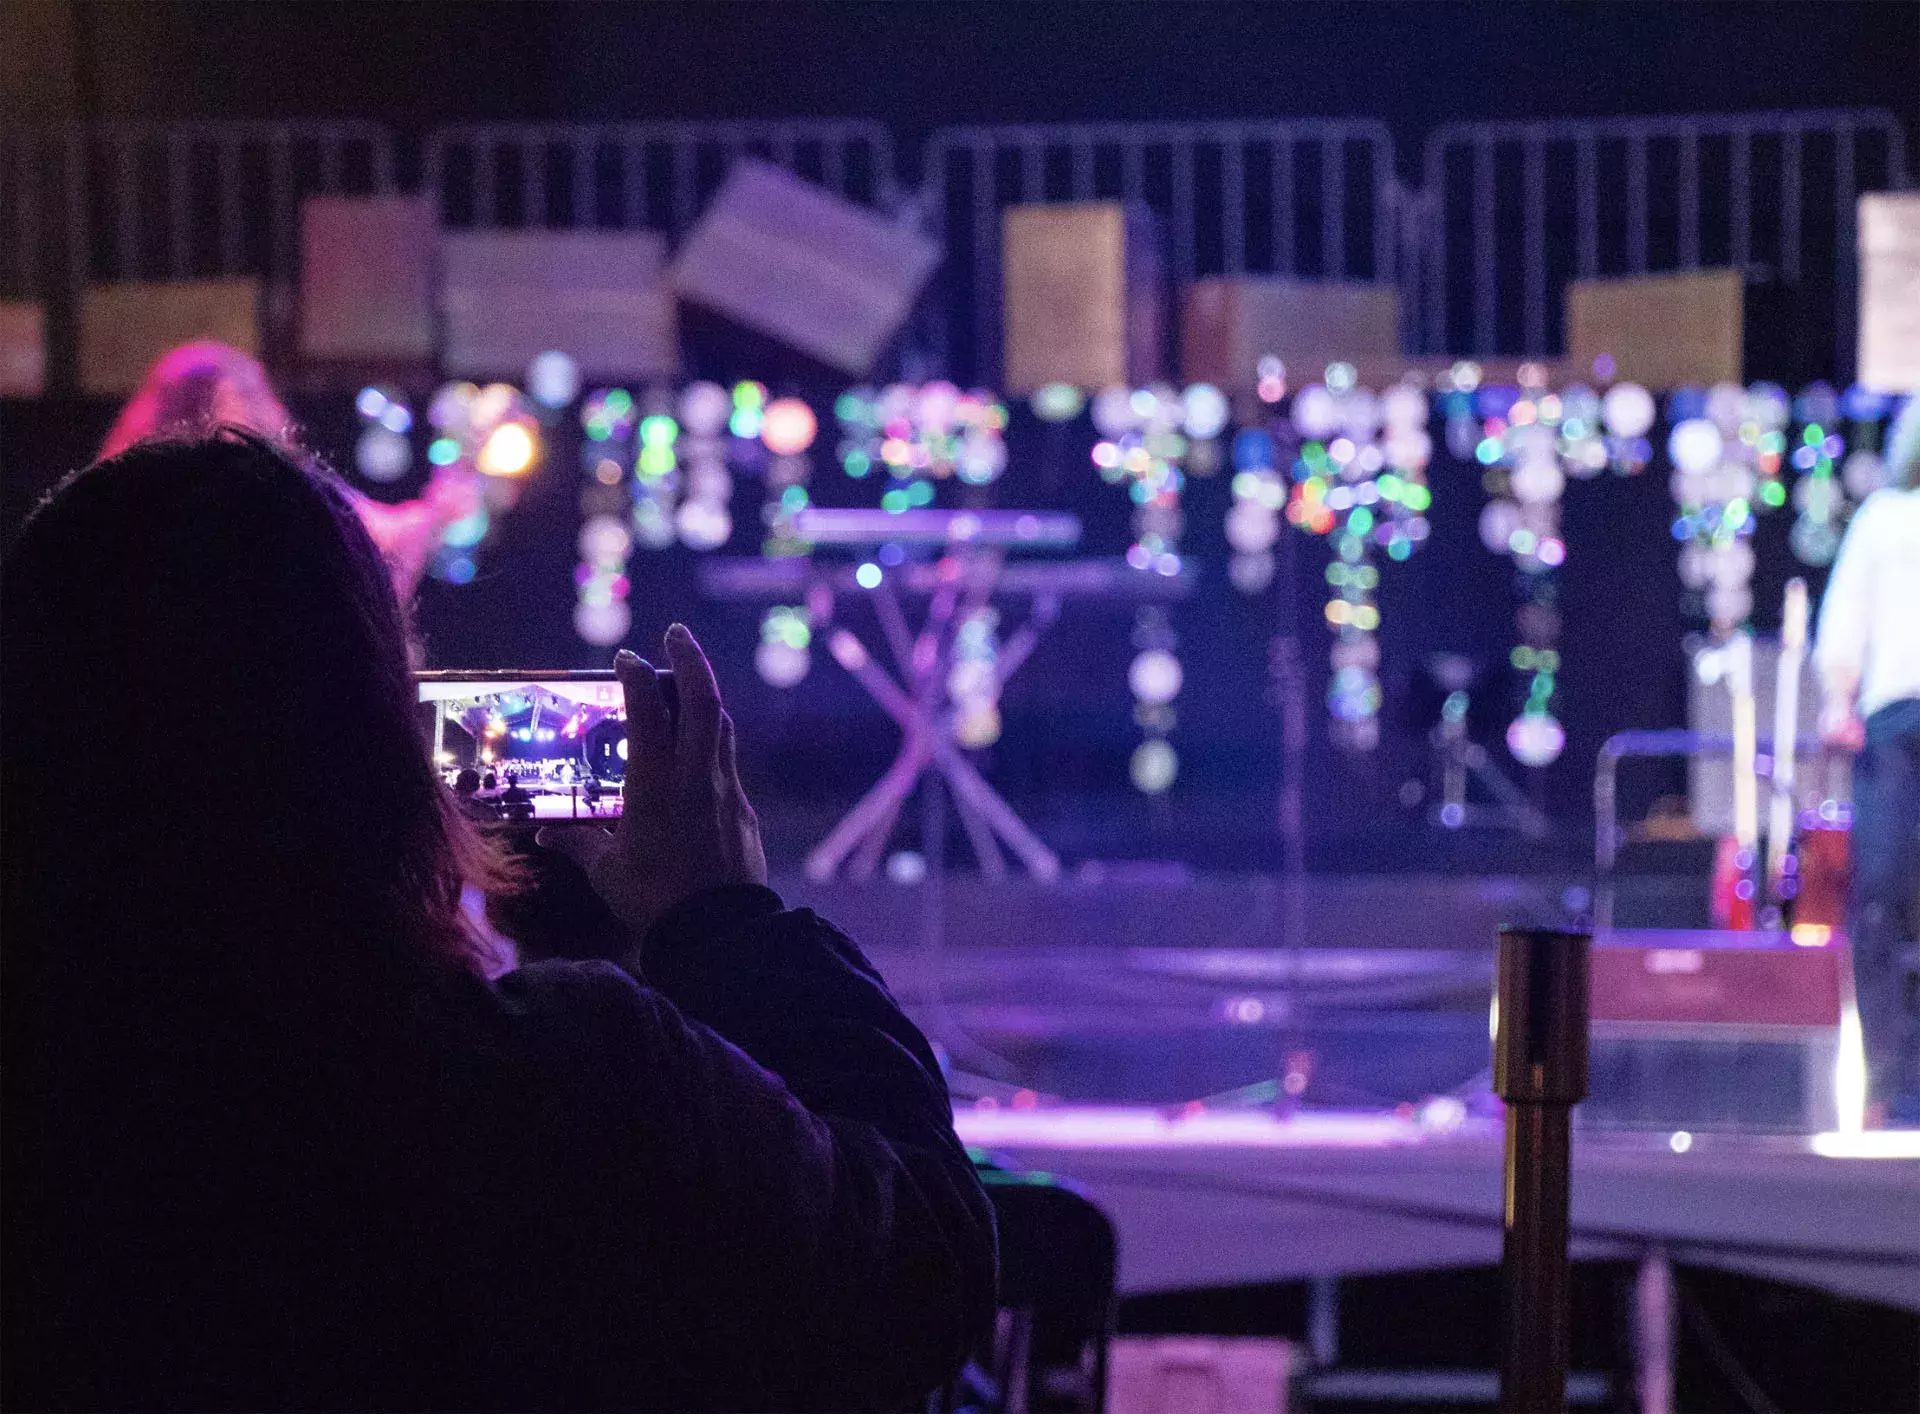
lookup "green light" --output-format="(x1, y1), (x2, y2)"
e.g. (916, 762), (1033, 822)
(1348, 507), (1374, 536)
(1032, 383), (1085, 422)
(1760, 480), (1787, 507)
(1387, 537), (1412, 561)
(637, 444), (675, 478)
(907, 479), (935, 506)
(428, 437), (461, 466)
(1803, 424), (1823, 445)
(1405, 485), (1432, 512)
(1512, 646), (1536, 670)
(881, 489), (910, 513)
(440, 509), (489, 548)
(780, 485), (809, 511)
(843, 449), (871, 477)
(604, 389), (633, 416)
(640, 415), (677, 447)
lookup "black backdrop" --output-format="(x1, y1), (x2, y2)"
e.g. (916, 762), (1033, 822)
(7, 388), (1843, 876)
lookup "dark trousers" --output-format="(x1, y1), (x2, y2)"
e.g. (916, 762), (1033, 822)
(1851, 698), (1920, 1115)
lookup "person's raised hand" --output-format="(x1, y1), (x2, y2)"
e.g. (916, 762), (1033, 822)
(538, 624), (768, 938)
(1820, 706), (1867, 753)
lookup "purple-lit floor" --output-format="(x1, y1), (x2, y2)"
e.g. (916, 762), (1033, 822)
(951, 1103), (1920, 1312)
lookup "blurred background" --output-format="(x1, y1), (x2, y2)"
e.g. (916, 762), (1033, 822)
(3, 4), (1917, 1410)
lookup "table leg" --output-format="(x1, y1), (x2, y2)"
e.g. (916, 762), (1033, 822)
(950, 782), (1008, 879)
(936, 743), (1061, 881)
(806, 731), (933, 881)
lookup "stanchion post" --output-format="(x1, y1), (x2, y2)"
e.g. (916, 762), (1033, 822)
(1494, 927), (1591, 1414)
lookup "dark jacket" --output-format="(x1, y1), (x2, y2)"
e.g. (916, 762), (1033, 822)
(3, 886), (997, 1412)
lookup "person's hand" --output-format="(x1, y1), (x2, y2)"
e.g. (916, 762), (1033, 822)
(1819, 684), (1866, 752)
(538, 625), (767, 938)
(1820, 706), (1866, 752)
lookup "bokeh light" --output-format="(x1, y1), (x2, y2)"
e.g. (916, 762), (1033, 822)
(1130, 739), (1178, 794)
(355, 426), (412, 482)
(1032, 383), (1086, 422)
(1128, 649), (1184, 705)
(761, 398), (819, 456)
(526, 351), (581, 409)
(477, 421), (538, 477)
(573, 600), (631, 647)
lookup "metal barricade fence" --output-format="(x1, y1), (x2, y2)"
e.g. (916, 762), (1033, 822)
(68, 120), (400, 287)
(4, 111), (1912, 390)
(0, 129), (53, 303)
(422, 120), (897, 233)
(1419, 110), (1912, 366)
(921, 120), (1403, 385)
(2, 122), (398, 377)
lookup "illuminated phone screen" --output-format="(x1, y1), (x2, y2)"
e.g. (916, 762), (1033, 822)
(416, 671), (628, 823)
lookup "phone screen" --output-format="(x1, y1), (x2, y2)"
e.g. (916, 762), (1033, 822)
(416, 670), (636, 823)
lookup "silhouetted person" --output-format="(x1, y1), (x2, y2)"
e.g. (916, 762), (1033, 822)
(1, 430), (995, 1412)
(500, 772), (535, 822)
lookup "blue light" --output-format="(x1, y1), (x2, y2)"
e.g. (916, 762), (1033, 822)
(1232, 429), (1278, 472)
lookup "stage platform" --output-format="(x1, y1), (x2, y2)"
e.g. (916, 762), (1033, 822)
(770, 870), (1920, 1313)
(777, 870), (1718, 1107)
(952, 1108), (1920, 1312)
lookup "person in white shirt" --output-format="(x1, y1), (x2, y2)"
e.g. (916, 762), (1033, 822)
(1816, 395), (1920, 1125)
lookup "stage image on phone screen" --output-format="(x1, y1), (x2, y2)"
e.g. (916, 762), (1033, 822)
(417, 672), (627, 822)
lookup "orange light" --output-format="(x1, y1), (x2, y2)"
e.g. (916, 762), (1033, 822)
(760, 398), (818, 456)
(478, 422), (537, 477)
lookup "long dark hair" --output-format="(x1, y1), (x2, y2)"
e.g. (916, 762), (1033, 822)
(1, 429), (500, 976)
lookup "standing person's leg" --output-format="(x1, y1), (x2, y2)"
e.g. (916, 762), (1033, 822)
(1850, 700), (1920, 1122)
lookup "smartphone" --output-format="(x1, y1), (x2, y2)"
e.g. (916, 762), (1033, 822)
(414, 669), (676, 824)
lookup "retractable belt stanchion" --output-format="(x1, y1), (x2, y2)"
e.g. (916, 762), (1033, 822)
(1494, 927), (1591, 1414)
